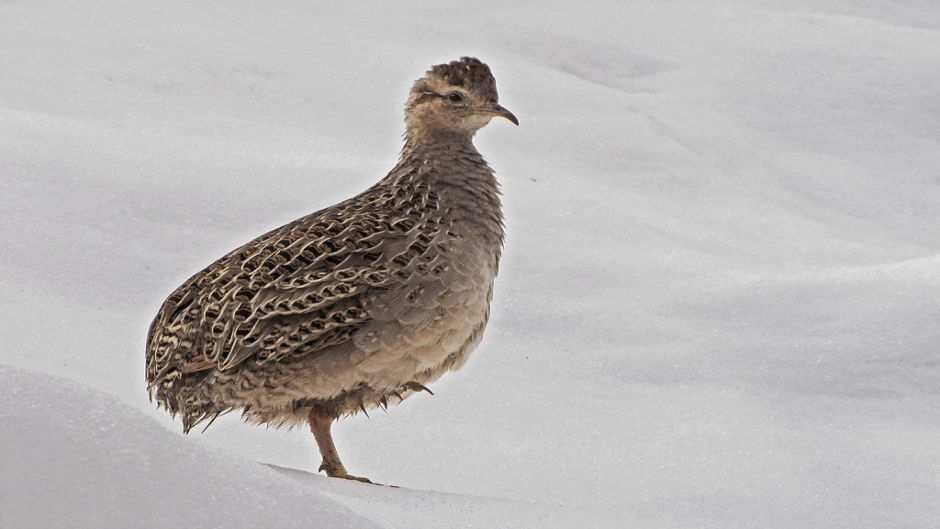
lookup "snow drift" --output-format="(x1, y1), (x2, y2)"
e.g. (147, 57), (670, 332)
(1, 0), (938, 527)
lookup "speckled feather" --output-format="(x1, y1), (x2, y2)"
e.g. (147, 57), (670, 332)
(146, 57), (508, 433)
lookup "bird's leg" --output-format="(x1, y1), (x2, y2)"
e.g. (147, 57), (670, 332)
(307, 409), (372, 483)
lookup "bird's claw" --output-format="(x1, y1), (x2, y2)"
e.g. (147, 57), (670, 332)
(402, 381), (434, 395)
(336, 473), (374, 484)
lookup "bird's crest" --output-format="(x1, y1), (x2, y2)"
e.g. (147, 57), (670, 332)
(424, 56), (499, 102)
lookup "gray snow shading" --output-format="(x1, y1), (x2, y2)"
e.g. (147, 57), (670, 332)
(0, 366), (604, 529)
(0, 365), (377, 529)
(2, 0), (940, 528)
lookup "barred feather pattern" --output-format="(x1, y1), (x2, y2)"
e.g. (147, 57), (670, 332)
(146, 138), (504, 432)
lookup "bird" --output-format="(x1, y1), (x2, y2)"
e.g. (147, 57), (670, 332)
(145, 57), (517, 483)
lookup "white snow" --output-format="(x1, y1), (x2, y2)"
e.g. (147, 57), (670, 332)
(2, 0), (939, 528)
(0, 365), (602, 528)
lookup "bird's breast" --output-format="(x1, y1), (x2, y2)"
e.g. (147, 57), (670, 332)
(346, 236), (498, 390)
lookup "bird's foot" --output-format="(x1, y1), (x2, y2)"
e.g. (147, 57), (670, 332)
(319, 461), (373, 484)
(331, 472), (374, 484)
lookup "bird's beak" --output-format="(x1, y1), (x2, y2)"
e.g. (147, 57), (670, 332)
(483, 104), (519, 126)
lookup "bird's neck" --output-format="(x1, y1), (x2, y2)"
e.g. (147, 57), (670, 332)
(401, 126), (474, 155)
(398, 127), (489, 179)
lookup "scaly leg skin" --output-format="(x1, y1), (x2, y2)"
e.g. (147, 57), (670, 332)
(307, 409), (373, 484)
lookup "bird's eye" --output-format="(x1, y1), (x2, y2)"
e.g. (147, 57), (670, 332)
(447, 91), (465, 103)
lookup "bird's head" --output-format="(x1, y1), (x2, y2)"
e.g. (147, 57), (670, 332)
(405, 57), (518, 139)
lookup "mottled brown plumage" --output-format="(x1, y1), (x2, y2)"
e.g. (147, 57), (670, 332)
(145, 57), (516, 482)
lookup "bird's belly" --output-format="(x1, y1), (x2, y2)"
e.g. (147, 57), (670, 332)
(348, 280), (494, 391)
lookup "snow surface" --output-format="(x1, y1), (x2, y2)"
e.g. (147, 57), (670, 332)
(0, 365), (599, 529)
(2, 0), (939, 527)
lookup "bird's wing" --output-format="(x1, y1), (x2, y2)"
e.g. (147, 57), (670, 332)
(145, 164), (454, 386)
(145, 206), (406, 385)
